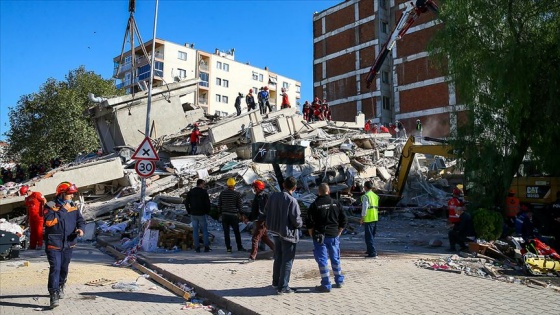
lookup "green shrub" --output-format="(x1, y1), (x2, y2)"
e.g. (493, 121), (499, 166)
(472, 208), (503, 241)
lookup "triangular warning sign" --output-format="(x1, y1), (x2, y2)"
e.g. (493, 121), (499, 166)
(131, 137), (160, 161)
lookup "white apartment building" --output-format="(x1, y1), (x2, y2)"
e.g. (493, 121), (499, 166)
(113, 39), (301, 116)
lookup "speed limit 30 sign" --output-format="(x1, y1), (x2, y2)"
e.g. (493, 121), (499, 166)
(135, 160), (156, 177)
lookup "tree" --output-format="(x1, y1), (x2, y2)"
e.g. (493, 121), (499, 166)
(5, 66), (122, 165)
(429, 0), (560, 208)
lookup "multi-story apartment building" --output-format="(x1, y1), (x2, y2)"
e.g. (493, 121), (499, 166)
(313, 0), (465, 137)
(113, 39), (301, 117)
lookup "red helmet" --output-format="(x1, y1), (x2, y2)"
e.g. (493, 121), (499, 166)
(193, 122), (199, 127)
(252, 180), (265, 191)
(453, 187), (462, 196)
(56, 181), (78, 195)
(19, 185), (29, 195)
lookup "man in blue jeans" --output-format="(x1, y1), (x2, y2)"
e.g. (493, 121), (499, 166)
(306, 183), (348, 293)
(265, 176), (303, 295)
(184, 179), (212, 252)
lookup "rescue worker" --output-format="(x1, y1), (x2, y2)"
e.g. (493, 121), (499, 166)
(246, 89), (257, 111)
(447, 206), (475, 252)
(396, 120), (406, 138)
(506, 190), (520, 227)
(364, 120), (372, 133)
(235, 92), (243, 116)
(379, 124), (390, 133)
(371, 123), (378, 134)
(302, 101), (311, 122)
(44, 182), (85, 308)
(361, 181), (379, 258)
(257, 87), (266, 115)
(246, 180), (274, 262)
(263, 87), (272, 113)
(280, 87), (291, 109)
(218, 178), (247, 252)
(415, 119), (422, 138)
(448, 187), (463, 226)
(189, 123), (201, 155)
(388, 123), (397, 137)
(307, 183), (347, 292)
(21, 185), (47, 249)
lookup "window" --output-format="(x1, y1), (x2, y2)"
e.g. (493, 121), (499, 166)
(383, 96), (391, 110)
(124, 55), (132, 64)
(259, 74), (263, 82)
(177, 69), (187, 78)
(380, 0), (387, 9)
(216, 78), (222, 86)
(216, 94), (221, 102)
(252, 72), (259, 80)
(382, 21), (389, 34)
(253, 87), (258, 94)
(223, 79), (229, 88)
(282, 82), (289, 89)
(382, 71), (389, 84)
(296, 85), (301, 93)
(223, 63), (229, 72)
(178, 51), (187, 60)
(222, 96), (228, 104)
(217, 61), (222, 69)
(199, 72), (209, 86)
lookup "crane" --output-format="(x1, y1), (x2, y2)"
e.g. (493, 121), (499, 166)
(365, 0), (439, 89)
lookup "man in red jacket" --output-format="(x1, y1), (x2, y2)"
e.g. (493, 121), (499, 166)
(21, 185), (47, 249)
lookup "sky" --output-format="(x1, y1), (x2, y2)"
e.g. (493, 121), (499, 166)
(0, 0), (341, 141)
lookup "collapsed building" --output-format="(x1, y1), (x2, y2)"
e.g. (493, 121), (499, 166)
(0, 79), (459, 220)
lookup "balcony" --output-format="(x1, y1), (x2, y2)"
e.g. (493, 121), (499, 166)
(199, 64), (209, 71)
(198, 97), (208, 105)
(199, 81), (209, 89)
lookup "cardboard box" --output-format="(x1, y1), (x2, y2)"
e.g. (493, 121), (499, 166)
(141, 229), (160, 252)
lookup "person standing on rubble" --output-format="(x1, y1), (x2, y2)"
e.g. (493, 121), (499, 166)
(190, 123), (201, 155)
(361, 181), (379, 258)
(218, 178), (247, 252)
(235, 92), (243, 116)
(265, 176), (303, 294)
(280, 87), (291, 109)
(505, 190), (520, 228)
(246, 180), (275, 263)
(396, 120), (406, 138)
(43, 181), (85, 309)
(246, 89), (257, 112)
(447, 206), (475, 252)
(185, 179), (212, 253)
(21, 185), (47, 250)
(364, 120), (371, 133)
(307, 183), (347, 292)
(415, 119), (423, 138)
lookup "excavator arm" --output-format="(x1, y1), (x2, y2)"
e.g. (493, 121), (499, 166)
(392, 136), (455, 198)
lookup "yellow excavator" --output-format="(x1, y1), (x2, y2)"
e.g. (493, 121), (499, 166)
(391, 136), (559, 208)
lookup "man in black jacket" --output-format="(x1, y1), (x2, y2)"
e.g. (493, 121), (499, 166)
(219, 178), (247, 252)
(185, 179), (212, 252)
(306, 183), (348, 293)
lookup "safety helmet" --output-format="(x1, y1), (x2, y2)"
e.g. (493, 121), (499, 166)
(226, 178), (236, 187)
(252, 180), (265, 191)
(19, 185), (29, 195)
(508, 189), (515, 195)
(56, 181), (78, 195)
(453, 187), (462, 196)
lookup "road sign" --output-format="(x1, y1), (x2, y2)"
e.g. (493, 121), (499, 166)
(135, 160), (156, 177)
(132, 137), (159, 161)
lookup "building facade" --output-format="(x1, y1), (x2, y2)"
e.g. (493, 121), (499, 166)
(113, 39), (301, 117)
(313, 0), (466, 137)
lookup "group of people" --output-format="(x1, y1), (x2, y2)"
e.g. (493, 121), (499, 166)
(234, 87), (291, 117)
(21, 181), (85, 309)
(363, 120), (408, 138)
(183, 175), (382, 294)
(302, 97), (332, 122)
(1, 158), (64, 185)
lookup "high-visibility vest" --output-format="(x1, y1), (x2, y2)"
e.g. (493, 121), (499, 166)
(362, 190), (379, 223)
(506, 196), (520, 218)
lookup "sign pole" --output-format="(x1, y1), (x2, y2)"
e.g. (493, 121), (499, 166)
(139, 0), (159, 228)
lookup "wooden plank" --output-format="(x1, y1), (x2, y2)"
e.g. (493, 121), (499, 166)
(104, 246), (190, 299)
